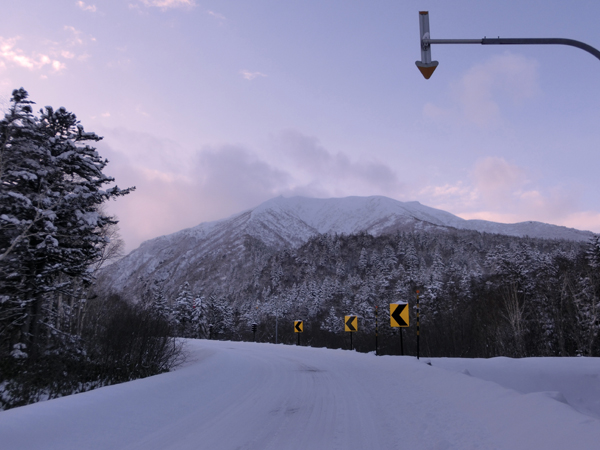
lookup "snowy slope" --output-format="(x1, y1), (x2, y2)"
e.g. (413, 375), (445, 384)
(431, 356), (600, 419)
(97, 195), (594, 300)
(1, 340), (599, 450)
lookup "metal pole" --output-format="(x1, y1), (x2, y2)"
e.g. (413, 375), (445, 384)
(400, 328), (404, 356)
(416, 290), (420, 360)
(297, 331), (300, 346)
(350, 332), (353, 351)
(418, 11), (432, 64)
(375, 306), (378, 356)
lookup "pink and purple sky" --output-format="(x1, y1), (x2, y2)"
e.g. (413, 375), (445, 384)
(2, 0), (600, 253)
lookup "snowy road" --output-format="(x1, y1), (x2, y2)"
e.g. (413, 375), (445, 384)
(2, 340), (599, 449)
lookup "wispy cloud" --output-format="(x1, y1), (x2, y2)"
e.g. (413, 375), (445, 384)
(138, 0), (196, 10)
(63, 25), (96, 46)
(99, 124), (600, 253)
(424, 53), (540, 128)
(240, 69), (267, 80)
(273, 130), (404, 197)
(0, 37), (65, 73)
(135, 105), (150, 117)
(76, 1), (97, 13)
(99, 128), (407, 252)
(207, 10), (226, 21)
(418, 156), (587, 229)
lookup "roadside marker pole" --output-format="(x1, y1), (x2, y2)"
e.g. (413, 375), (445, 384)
(416, 290), (420, 360)
(400, 327), (404, 356)
(294, 320), (303, 345)
(345, 315), (357, 351)
(375, 306), (379, 356)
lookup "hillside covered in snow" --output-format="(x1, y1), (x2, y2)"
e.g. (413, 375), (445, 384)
(93, 196), (600, 361)
(96, 195), (593, 302)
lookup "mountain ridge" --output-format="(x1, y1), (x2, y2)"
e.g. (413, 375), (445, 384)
(97, 195), (594, 302)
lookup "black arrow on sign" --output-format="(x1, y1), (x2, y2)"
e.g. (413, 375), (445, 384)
(295, 321), (303, 332)
(391, 304), (408, 327)
(345, 316), (356, 331)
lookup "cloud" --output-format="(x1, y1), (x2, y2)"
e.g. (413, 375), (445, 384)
(135, 105), (150, 117)
(418, 156), (585, 229)
(207, 10), (226, 21)
(0, 37), (65, 73)
(195, 146), (291, 213)
(138, 0), (196, 10)
(273, 130), (404, 197)
(472, 156), (527, 197)
(424, 53), (540, 127)
(63, 26), (96, 46)
(0, 28), (95, 76)
(98, 128), (407, 252)
(561, 211), (600, 233)
(76, 1), (97, 12)
(240, 70), (267, 80)
(99, 141), (290, 252)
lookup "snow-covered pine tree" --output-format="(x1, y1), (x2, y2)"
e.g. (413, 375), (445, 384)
(173, 282), (194, 337)
(320, 306), (340, 334)
(357, 247), (368, 272)
(191, 294), (208, 338)
(0, 88), (134, 358)
(149, 282), (173, 324)
(205, 295), (234, 339)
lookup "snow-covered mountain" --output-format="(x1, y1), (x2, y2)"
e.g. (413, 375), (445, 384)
(96, 196), (594, 301)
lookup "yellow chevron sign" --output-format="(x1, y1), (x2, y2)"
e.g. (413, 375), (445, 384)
(294, 320), (303, 333)
(345, 315), (357, 332)
(390, 302), (409, 327)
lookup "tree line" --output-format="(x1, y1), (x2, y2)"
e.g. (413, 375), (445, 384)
(156, 228), (599, 358)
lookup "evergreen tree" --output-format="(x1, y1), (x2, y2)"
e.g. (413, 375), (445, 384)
(321, 306), (340, 334)
(174, 282), (194, 337)
(191, 294), (209, 338)
(0, 88), (134, 358)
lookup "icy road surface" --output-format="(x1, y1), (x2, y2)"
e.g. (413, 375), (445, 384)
(2, 340), (599, 450)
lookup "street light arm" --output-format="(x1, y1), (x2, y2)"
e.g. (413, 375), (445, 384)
(425, 37), (600, 61)
(481, 38), (600, 61)
(415, 12), (600, 79)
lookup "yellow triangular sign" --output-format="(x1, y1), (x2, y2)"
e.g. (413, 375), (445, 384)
(415, 61), (439, 80)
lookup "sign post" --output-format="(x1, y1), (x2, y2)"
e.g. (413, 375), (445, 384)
(294, 320), (303, 346)
(390, 301), (409, 356)
(252, 323), (257, 342)
(416, 290), (420, 360)
(345, 315), (358, 350)
(415, 11), (439, 79)
(375, 306), (378, 356)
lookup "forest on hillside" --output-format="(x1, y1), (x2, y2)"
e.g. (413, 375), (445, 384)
(145, 229), (600, 359)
